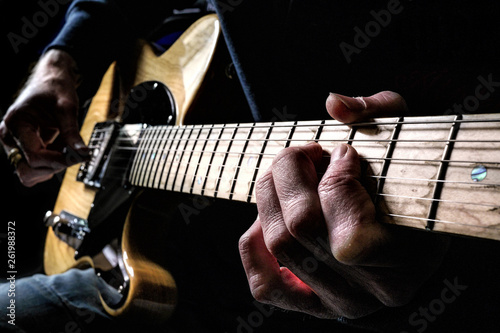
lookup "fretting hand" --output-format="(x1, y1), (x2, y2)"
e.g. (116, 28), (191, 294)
(239, 91), (450, 319)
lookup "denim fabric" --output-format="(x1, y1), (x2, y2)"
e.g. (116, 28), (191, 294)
(0, 268), (121, 333)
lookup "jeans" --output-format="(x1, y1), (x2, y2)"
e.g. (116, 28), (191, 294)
(0, 268), (122, 333)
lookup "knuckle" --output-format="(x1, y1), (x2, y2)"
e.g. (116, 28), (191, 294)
(285, 196), (322, 238)
(273, 146), (309, 169)
(250, 283), (276, 304)
(266, 232), (295, 260)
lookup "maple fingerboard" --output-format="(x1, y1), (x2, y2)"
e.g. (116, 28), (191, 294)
(126, 113), (500, 241)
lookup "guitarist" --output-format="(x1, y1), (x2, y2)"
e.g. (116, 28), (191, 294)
(1, 0), (499, 332)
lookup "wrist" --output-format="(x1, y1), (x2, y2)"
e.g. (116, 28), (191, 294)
(35, 49), (81, 87)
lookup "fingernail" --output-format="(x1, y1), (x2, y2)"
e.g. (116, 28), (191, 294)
(331, 144), (349, 161)
(330, 93), (365, 111)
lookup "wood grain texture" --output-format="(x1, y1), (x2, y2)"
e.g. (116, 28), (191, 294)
(43, 14), (221, 321)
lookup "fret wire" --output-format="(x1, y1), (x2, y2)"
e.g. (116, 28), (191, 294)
(145, 126), (165, 187)
(139, 127), (161, 187)
(214, 123), (239, 198)
(375, 117), (403, 205)
(170, 125), (195, 191)
(164, 126), (188, 191)
(131, 127), (154, 185)
(229, 122), (255, 201)
(426, 115), (462, 231)
(150, 126), (172, 188)
(201, 125), (225, 196)
(180, 125), (203, 193)
(153, 126), (178, 188)
(190, 124), (213, 194)
(247, 123), (274, 203)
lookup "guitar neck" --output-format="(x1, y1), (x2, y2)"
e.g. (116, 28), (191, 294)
(125, 113), (500, 241)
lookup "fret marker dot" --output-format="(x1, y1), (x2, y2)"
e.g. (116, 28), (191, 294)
(197, 176), (203, 185)
(471, 165), (487, 182)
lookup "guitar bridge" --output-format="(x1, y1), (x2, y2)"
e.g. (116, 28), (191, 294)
(44, 210), (91, 251)
(77, 121), (120, 188)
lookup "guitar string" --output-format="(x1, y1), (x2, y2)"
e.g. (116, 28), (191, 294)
(78, 118), (500, 234)
(102, 138), (500, 147)
(85, 162), (500, 229)
(101, 157), (500, 189)
(87, 145), (500, 169)
(383, 214), (499, 230)
(88, 116), (500, 135)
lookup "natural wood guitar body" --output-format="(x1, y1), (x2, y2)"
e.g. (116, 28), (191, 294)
(44, 14), (221, 322)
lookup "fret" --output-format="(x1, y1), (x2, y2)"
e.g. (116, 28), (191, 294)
(131, 127), (153, 186)
(426, 115), (462, 230)
(173, 125), (198, 192)
(284, 121), (297, 148)
(138, 127), (160, 187)
(286, 120), (324, 147)
(347, 126), (357, 146)
(316, 119), (351, 155)
(152, 126), (175, 189)
(213, 124), (239, 199)
(157, 126), (182, 189)
(148, 126), (171, 188)
(202, 123), (232, 197)
(191, 125), (216, 195)
(435, 113), (500, 240)
(314, 120), (325, 142)
(247, 123), (274, 203)
(181, 125), (208, 193)
(144, 126), (164, 187)
(228, 123), (254, 201)
(380, 115), (457, 230)
(249, 121), (299, 203)
(230, 123), (268, 202)
(375, 117), (404, 202)
(165, 126), (189, 191)
(128, 126), (145, 185)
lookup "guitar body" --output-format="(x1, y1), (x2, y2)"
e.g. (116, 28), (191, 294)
(44, 14), (223, 322)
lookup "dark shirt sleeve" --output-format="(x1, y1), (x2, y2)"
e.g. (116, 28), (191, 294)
(46, 0), (196, 88)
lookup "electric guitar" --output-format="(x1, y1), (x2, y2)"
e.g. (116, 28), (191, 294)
(43, 14), (500, 324)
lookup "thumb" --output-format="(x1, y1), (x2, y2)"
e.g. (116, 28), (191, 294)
(325, 91), (409, 123)
(55, 97), (89, 160)
(318, 144), (389, 265)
